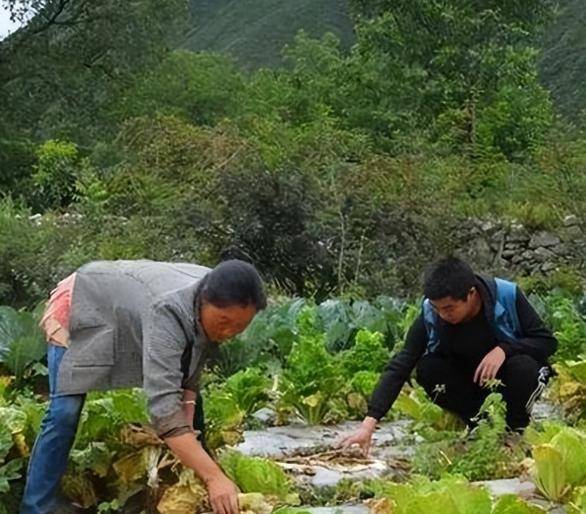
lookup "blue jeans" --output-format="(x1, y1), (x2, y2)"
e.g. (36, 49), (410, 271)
(20, 344), (86, 514)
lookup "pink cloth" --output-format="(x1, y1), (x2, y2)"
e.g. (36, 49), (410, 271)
(39, 273), (76, 347)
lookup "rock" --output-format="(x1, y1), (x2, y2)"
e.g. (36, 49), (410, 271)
(252, 407), (276, 426)
(532, 400), (563, 421)
(474, 478), (536, 498)
(541, 262), (558, 273)
(501, 249), (517, 259)
(564, 225), (582, 239)
(521, 250), (534, 260)
(280, 458), (389, 489)
(490, 240), (503, 252)
(233, 420), (414, 489)
(533, 247), (556, 262)
(563, 214), (579, 227)
(234, 420), (410, 460)
(551, 243), (570, 256)
(511, 254), (524, 264)
(507, 226), (530, 243)
(529, 232), (561, 249)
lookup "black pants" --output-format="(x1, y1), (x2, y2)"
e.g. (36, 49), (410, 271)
(193, 391), (209, 453)
(416, 353), (549, 430)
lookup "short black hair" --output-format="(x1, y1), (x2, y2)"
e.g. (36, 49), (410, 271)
(201, 259), (266, 310)
(423, 257), (476, 301)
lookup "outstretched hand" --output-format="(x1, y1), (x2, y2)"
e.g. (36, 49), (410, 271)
(474, 346), (506, 385)
(337, 417), (377, 456)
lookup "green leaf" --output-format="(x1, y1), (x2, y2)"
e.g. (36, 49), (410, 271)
(491, 494), (546, 514)
(338, 329), (390, 375)
(524, 421), (566, 446)
(370, 476), (492, 514)
(205, 390), (245, 449)
(532, 444), (569, 501)
(223, 368), (271, 416)
(317, 299), (354, 350)
(568, 486), (586, 514)
(549, 427), (586, 486)
(219, 450), (299, 503)
(70, 442), (114, 478)
(0, 458), (23, 493)
(0, 306), (46, 384)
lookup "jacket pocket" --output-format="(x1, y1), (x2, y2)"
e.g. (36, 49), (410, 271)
(69, 324), (115, 366)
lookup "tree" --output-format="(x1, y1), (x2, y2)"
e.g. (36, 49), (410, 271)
(0, 0), (188, 144)
(346, 0), (555, 157)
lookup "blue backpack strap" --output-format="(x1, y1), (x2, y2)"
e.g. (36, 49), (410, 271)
(493, 278), (521, 343)
(422, 299), (440, 355)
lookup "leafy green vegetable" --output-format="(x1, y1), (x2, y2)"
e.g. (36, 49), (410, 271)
(531, 426), (586, 501)
(550, 358), (586, 421)
(491, 494), (546, 514)
(278, 332), (345, 424)
(532, 444), (569, 501)
(338, 329), (390, 376)
(568, 486), (586, 514)
(366, 475), (493, 514)
(219, 450), (299, 504)
(223, 367), (272, 416)
(0, 306), (46, 387)
(205, 389), (245, 449)
(76, 389), (149, 447)
(394, 384), (461, 432)
(0, 424), (22, 494)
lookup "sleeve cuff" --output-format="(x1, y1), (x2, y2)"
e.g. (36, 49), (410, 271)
(497, 342), (516, 358)
(366, 408), (384, 421)
(160, 426), (196, 439)
(152, 409), (191, 437)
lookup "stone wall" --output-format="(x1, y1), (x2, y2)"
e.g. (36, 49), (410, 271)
(454, 215), (585, 277)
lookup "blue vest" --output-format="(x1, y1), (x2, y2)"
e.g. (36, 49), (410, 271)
(422, 278), (522, 355)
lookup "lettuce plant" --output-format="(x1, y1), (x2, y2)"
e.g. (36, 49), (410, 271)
(531, 426), (586, 501)
(219, 450), (299, 504)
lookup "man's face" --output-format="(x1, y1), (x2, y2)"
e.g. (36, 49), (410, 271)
(430, 289), (478, 325)
(200, 302), (257, 343)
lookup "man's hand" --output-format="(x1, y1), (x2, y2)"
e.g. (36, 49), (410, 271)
(206, 474), (240, 514)
(337, 416), (377, 456)
(474, 346), (506, 385)
(164, 433), (238, 514)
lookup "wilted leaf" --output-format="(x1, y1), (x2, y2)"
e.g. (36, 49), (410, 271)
(365, 497), (394, 514)
(61, 472), (97, 508)
(238, 492), (273, 514)
(157, 469), (208, 514)
(113, 446), (162, 488)
(120, 424), (161, 448)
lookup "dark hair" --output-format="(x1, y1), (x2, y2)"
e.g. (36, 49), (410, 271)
(201, 259), (266, 310)
(423, 257), (476, 301)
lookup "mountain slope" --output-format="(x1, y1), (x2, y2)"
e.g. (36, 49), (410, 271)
(538, 0), (586, 119)
(183, 0), (354, 68)
(184, 0), (585, 117)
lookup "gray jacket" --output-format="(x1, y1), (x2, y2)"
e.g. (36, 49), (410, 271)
(56, 260), (214, 436)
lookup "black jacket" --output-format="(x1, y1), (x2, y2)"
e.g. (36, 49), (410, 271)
(366, 275), (558, 420)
